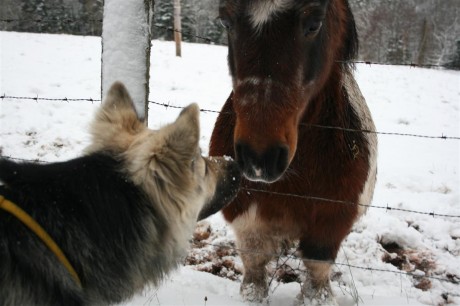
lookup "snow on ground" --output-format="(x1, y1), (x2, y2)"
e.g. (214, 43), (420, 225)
(1, 31), (459, 305)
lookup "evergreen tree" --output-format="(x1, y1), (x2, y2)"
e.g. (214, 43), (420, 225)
(79, 0), (103, 36)
(445, 41), (460, 70)
(205, 18), (226, 45)
(153, 0), (197, 43)
(386, 35), (405, 64)
(152, 0), (173, 40)
(180, 2), (196, 43)
(19, 0), (45, 32)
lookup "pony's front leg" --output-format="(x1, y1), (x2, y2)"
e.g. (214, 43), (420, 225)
(295, 237), (339, 306)
(295, 261), (337, 306)
(234, 226), (278, 303)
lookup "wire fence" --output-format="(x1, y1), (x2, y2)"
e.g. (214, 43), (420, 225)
(0, 152), (458, 220)
(0, 18), (102, 24)
(242, 188), (460, 219)
(2, 95), (459, 141)
(196, 241), (460, 286)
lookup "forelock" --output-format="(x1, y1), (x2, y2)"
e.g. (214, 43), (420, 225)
(249, 0), (294, 30)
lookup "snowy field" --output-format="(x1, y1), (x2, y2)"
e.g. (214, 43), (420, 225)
(1, 31), (459, 305)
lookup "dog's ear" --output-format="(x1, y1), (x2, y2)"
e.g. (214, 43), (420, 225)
(95, 81), (142, 131)
(102, 82), (138, 117)
(85, 82), (144, 154)
(165, 103), (200, 158)
(114, 104), (201, 190)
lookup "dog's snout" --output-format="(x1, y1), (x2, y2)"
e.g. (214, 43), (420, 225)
(197, 157), (241, 221)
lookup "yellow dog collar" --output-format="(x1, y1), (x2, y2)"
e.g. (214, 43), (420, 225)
(0, 195), (82, 288)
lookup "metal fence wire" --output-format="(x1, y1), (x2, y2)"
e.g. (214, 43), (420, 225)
(2, 95), (460, 141)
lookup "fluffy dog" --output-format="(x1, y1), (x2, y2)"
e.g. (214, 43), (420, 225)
(0, 82), (241, 305)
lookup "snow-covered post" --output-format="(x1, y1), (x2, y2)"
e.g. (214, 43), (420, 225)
(101, 0), (153, 122)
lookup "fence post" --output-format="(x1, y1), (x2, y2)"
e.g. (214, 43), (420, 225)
(173, 0), (182, 57)
(101, 0), (154, 123)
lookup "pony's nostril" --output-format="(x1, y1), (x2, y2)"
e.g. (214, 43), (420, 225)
(265, 145), (289, 179)
(235, 142), (289, 182)
(235, 142), (247, 170)
(275, 145), (289, 174)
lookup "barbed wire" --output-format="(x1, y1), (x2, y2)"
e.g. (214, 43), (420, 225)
(242, 188), (460, 219)
(150, 98), (459, 139)
(303, 123), (458, 140)
(334, 262), (459, 284)
(0, 17), (452, 69)
(1, 154), (458, 219)
(2, 95), (459, 140)
(0, 95), (100, 103)
(197, 241), (460, 285)
(336, 60), (445, 69)
(152, 24), (213, 43)
(151, 100), (460, 139)
(0, 18), (102, 24)
(148, 99), (221, 114)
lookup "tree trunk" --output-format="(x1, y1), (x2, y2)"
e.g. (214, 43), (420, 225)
(417, 18), (429, 66)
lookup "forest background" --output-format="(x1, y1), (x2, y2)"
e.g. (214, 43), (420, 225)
(1, 0), (459, 69)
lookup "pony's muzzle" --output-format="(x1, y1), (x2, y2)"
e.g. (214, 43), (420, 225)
(235, 141), (289, 183)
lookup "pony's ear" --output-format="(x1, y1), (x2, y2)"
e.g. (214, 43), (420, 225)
(164, 103), (200, 160)
(102, 81), (138, 118)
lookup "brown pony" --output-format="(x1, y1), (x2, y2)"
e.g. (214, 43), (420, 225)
(210, 0), (377, 304)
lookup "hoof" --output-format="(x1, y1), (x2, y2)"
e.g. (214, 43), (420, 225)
(240, 282), (269, 304)
(295, 281), (337, 306)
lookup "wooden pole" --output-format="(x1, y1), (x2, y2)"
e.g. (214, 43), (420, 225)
(173, 0), (182, 57)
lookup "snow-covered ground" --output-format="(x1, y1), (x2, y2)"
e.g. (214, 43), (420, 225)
(1, 31), (459, 305)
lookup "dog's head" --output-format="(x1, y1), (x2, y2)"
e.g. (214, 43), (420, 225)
(87, 82), (241, 223)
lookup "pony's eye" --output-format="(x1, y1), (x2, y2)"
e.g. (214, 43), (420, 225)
(303, 18), (323, 36)
(219, 17), (232, 30)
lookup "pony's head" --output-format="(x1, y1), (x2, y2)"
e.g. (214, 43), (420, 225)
(219, 0), (357, 182)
